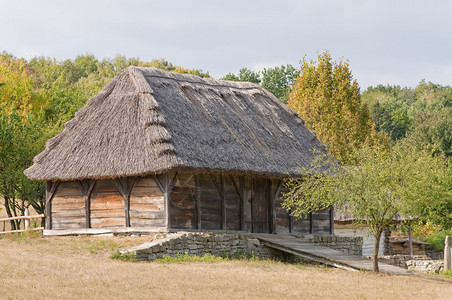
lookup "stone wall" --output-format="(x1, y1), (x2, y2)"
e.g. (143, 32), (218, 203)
(376, 255), (426, 269)
(123, 232), (277, 261)
(406, 259), (444, 273)
(122, 232), (364, 261)
(304, 235), (363, 256)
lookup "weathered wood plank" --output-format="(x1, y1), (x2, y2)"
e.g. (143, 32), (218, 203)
(129, 195), (164, 204)
(134, 176), (159, 188)
(131, 186), (162, 197)
(90, 217), (126, 228)
(129, 219), (165, 227)
(129, 210), (165, 219)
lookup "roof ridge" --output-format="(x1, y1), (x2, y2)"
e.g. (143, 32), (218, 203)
(127, 66), (154, 94)
(135, 66), (262, 90)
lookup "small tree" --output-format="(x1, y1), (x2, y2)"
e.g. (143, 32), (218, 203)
(283, 146), (451, 272)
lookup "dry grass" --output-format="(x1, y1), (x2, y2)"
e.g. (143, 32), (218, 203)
(0, 233), (451, 299)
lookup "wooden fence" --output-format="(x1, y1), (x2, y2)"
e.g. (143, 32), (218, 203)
(0, 209), (44, 234)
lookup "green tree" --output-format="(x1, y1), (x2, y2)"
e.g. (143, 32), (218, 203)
(288, 51), (386, 162)
(283, 146), (451, 272)
(0, 108), (46, 228)
(221, 67), (261, 84)
(261, 64), (298, 103)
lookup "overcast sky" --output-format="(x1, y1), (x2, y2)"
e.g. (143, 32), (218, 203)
(1, 0), (452, 88)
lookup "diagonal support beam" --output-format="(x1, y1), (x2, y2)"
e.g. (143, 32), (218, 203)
(114, 177), (136, 227)
(45, 181), (60, 230)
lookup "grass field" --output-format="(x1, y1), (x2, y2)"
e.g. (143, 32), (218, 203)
(0, 233), (451, 299)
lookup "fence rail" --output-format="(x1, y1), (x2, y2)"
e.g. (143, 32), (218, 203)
(0, 209), (45, 234)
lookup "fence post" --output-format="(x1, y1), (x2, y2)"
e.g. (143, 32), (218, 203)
(445, 236), (451, 273)
(24, 208), (30, 230)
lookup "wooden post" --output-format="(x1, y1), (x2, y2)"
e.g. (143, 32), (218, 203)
(267, 179), (272, 233)
(45, 182), (51, 230)
(240, 176), (245, 231)
(329, 207), (334, 235)
(114, 178), (135, 227)
(250, 177), (254, 233)
(163, 172), (178, 230)
(309, 212), (313, 234)
(45, 181), (59, 230)
(289, 215), (293, 233)
(195, 175), (201, 230)
(444, 236), (452, 272)
(408, 222), (413, 257)
(165, 174), (170, 230)
(221, 174), (226, 230)
(24, 208), (30, 230)
(272, 180), (282, 234)
(78, 180), (96, 228)
(230, 175), (244, 231)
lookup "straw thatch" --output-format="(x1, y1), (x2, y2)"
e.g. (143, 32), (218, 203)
(25, 67), (326, 181)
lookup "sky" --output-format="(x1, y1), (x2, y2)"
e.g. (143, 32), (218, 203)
(1, 0), (452, 89)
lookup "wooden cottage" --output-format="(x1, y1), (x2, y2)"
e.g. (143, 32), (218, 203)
(25, 67), (333, 235)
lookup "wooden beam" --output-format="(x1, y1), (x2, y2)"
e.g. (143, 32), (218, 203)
(221, 174), (225, 230)
(78, 180), (96, 229)
(114, 177), (136, 227)
(164, 173), (169, 229)
(166, 172), (179, 230)
(267, 179), (272, 233)
(329, 207), (334, 235)
(229, 175), (244, 231)
(272, 180), (282, 234)
(240, 176), (245, 231)
(45, 181), (60, 230)
(153, 175), (165, 194)
(210, 173), (225, 230)
(194, 175), (201, 230)
(169, 172), (178, 194)
(250, 177), (254, 233)
(309, 212), (313, 234)
(289, 214), (293, 233)
(209, 174), (222, 199)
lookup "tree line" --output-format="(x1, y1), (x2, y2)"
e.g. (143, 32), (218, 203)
(0, 51), (450, 270)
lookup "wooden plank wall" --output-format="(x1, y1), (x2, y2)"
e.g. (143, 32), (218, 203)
(274, 185), (290, 233)
(273, 184), (332, 235)
(51, 181), (85, 229)
(198, 174), (222, 230)
(312, 208), (331, 234)
(168, 173), (243, 231)
(169, 173), (197, 229)
(90, 179), (125, 228)
(242, 176), (253, 232)
(130, 177), (165, 227)
(224, 175), (241, 231)
(48, 173), (333, 235)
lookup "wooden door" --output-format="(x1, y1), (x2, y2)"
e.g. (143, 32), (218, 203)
(251, 178), (270, 233)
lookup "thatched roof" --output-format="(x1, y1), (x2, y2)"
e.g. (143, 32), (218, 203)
(25, 67), (326, 181)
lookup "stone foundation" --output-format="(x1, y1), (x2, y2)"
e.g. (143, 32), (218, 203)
(121, 232), (364, 261)
(406, 259), (444, 273)
(376, 255), (427, 269)
(304, 235), (363, 256)
(123, 232), (278, 261)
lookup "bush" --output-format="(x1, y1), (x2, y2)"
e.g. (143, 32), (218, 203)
(419, 229), (452, 251)
(110, 250), (137, 262)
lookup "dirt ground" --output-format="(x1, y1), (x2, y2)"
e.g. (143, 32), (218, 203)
(0, 233), (450, 299)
